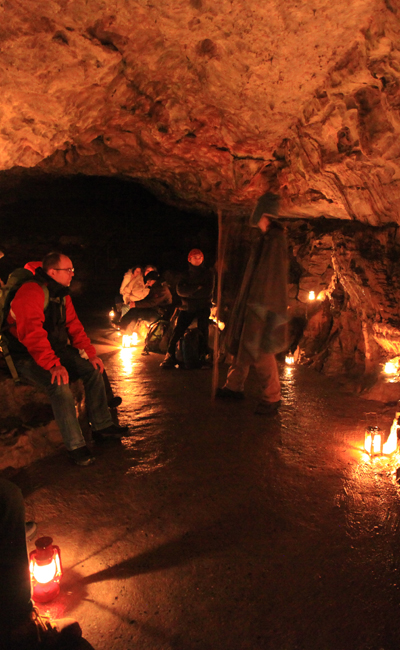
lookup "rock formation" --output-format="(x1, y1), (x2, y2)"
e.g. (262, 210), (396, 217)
(1, 0), (400, 223)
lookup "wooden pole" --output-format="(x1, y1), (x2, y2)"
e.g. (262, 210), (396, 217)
(212, 208), (224, 398)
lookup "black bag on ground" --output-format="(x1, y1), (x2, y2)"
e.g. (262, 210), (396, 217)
(175, 328), (205, 369)
(142, 320), (170, 354)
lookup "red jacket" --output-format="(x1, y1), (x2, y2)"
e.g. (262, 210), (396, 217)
(7, 282), (97, 371)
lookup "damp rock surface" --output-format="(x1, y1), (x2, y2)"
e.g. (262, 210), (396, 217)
(4, 317), (400, 650)
(1, 1), (400, 222)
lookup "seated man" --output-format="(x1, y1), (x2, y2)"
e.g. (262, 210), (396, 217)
(4, 251), (128, 466)
(119, 271), (172, 334)
(160, 249), (214, 368)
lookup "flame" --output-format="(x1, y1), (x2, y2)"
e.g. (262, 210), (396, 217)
(30, 553), (62, 585)
(383, 418), (399, 455)
(384, 357), (400, 375)
(308, 291), (315, 301)
(364, 430), (382, 455)
(109, 309), (115, 319)
(364, 420), (398, 456)
(285, 354), (295, 365)
(121, 332), (140, 348)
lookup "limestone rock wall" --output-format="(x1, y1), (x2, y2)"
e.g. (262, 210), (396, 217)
(1, 1), (400, 222)
(222, 218), (400, 380)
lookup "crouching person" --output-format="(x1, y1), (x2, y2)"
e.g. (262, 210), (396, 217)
(3, 251), (128, 466)
(119, 270), (172, 334)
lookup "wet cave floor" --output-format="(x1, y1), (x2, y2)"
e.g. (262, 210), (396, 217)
(10, 312), (400, 650)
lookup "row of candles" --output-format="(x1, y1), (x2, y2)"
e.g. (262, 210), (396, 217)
(29, 419), (399, 606)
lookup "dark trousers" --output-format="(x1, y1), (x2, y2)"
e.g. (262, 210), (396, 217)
(0, 479), (32, 636)
(167, 307), (210, 357)
(120, 307), (159, 333)
(14, 347), (113, 451)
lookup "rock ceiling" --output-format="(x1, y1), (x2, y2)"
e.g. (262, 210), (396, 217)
(1, 0), (400, 222)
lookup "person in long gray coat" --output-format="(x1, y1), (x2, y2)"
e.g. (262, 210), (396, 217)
(216, 192), (288, 415)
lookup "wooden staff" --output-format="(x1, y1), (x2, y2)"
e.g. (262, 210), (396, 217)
(212, 208), (227, 398)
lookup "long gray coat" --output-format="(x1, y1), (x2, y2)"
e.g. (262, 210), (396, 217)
(224, 222), (288, 364)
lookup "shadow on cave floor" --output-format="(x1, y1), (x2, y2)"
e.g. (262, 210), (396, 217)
(8, 310), (400, 650)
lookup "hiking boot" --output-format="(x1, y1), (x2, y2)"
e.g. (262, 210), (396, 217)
(160, 353), (177, 369)
(9, 606), (82, 650)
(25, 521), (37, 541)
(68, 445), (95, 466)
(254, 400), (281, 415)
(215, 387), (245, 400)
(93, 423), (129, 440)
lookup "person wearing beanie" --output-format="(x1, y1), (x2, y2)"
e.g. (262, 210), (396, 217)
(119, 270), (172, 333)
(160, 249), (215, 369)
(216, 192), (288, 415)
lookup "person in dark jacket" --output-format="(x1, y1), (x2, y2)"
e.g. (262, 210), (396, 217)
(119, 271), (172, 334)
(5, 252), (128, 466)
(0, 478), (82, 648)
(216, 192), (288, 415)
(161, 249), (215, 369)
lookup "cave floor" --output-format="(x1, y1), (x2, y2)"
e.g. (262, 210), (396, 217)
(10, 315), (400, 650)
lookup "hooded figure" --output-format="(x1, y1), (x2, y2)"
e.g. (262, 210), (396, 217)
(217, 192), (288, 414)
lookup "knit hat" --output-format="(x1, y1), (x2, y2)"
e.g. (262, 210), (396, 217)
(144, 271), (159, 282)
(249, 192), (280, 226)
(188, 248), (204, 261)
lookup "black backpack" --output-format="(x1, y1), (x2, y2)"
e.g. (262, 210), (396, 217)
(142, 320), (170, 354)
(175, 328), (205, 369)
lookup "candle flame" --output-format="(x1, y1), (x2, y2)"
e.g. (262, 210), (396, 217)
(384, 358), (399, 375)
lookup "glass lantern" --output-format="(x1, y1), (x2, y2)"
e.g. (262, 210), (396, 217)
(29, 536), (63, 603)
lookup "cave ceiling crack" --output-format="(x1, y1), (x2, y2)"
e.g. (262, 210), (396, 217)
(208, 144), (268, 162)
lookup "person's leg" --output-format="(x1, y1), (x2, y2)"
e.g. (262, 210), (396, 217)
(14, 357), (87, 452)
(136, 308), (159, 324)
(102, 369), (122, 408)
(195, 307), (211, 357)
(0, 479), (32, 636)
(161, 311), (194, 368)
(166, 311), (194, 357)
(59, 348), (114, 432)
(120, 308), (139, 331)
(224, 357), (250, 393)
(253, 351), (281, 407)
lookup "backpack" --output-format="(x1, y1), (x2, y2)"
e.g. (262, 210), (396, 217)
(175, 327), (205, 369)
(0, 268), (50, 381)
(142, 319), (170, 354)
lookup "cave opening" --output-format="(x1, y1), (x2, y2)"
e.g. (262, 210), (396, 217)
(0, 173), (219, 300)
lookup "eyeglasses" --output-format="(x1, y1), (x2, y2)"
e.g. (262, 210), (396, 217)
(52, 268), (74, 273)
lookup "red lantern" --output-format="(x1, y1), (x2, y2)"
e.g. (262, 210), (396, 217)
(29, 536), (63, 603)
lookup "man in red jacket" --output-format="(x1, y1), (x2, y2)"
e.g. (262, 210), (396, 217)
(5, 252), (127, 466)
